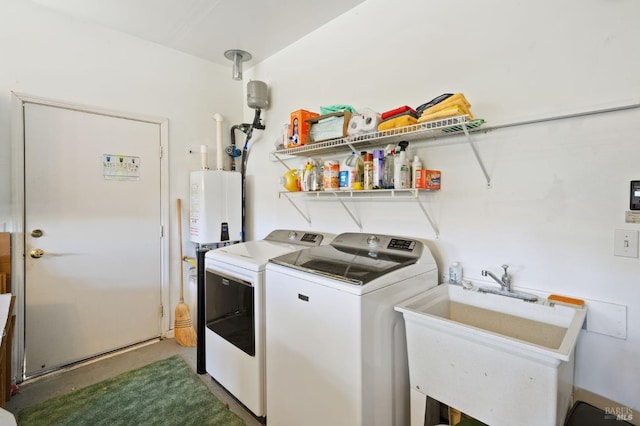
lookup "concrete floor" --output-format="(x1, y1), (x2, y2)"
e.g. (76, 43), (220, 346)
(4, 338), (263, 426)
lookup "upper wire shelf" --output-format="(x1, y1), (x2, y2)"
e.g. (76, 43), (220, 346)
(271, 115), (485, 157)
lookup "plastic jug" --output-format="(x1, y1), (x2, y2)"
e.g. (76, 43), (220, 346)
(280, 169), (299, 192)
(342, 152), (363, 190)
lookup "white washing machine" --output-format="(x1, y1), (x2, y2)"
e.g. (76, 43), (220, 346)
(203, 229), (333, 420)
(265, 232), (438, 426)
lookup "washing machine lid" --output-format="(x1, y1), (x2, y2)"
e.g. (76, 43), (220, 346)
(206, 230), (330, 271)
(268, 233), (423, 286)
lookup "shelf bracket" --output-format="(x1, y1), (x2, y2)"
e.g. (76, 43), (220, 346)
(414, 196), (440, 238)
(331, 192), (363, 231)
(279, 189), (440, 236)
(280, 192), (312, 225)
(462, 123), (492, 188)
(271, 152), (291, 171)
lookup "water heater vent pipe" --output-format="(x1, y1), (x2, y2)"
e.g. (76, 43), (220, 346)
(224, 49), (252, 81)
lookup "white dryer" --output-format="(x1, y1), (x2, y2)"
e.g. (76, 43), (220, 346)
(265, 232), (438, 426)
(203, 229), (332, 420)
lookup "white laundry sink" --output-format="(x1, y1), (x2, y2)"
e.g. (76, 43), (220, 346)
(395, 284), (587, 426)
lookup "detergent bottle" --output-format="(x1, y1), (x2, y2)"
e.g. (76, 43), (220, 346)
(394, 141), (411, 189)
(280, 169), (299, 192)
(304, 162), (319, 191)
(342, 152), (359, 190)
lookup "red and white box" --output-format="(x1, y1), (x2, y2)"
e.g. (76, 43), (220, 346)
(415, 170), (441, 190)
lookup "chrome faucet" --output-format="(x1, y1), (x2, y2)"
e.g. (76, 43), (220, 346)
(481, 264), (511, 292)
(479, 264), (538, 302)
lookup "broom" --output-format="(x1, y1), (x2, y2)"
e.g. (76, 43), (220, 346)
(174, 198), (197, 347)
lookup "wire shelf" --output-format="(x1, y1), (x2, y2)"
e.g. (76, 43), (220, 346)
(278, 188), (437, 199)
(271, 116), (485, 157)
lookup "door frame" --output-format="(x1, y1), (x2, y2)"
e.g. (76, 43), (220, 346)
(10, 92), (171, 381)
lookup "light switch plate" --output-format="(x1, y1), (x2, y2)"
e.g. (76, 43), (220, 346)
(614, 229), (639, 258)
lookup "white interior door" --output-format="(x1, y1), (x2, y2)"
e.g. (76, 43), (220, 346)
(23, 102), (164, 378)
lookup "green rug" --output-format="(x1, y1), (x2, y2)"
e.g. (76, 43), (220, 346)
(17, 355), (245, 426)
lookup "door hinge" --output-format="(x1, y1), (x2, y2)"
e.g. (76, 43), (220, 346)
(160, 304), (164, 317)
(160, 225), (164, 238)
(159, 145), (163, 158)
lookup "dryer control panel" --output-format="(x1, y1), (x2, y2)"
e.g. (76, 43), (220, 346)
(264, 229), (327, 247)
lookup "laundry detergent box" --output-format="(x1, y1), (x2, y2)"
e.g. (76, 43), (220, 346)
(288, 109), (319, 148)
(415, 170), (441, 190)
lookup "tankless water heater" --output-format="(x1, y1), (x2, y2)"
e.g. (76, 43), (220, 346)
(189, 170), (242, 244)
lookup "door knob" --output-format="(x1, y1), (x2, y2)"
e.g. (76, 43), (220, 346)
(30, 248), (45, 259)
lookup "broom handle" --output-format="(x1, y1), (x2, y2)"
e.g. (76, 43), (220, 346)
(177, 198), (185, 303)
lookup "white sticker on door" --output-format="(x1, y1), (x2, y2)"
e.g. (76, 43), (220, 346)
(102, 154), (141, 180)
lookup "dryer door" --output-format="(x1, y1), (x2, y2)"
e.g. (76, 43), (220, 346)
(205, 270), (255, 356)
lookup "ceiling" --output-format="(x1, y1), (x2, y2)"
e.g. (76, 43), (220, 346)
(30, 0), (366, 70)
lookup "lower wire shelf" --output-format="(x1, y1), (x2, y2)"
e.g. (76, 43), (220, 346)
(278, 188), (440, 237)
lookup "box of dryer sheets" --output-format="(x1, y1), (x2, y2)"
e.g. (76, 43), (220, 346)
(288, 109), (319, 148)
(415, 170), (441, 190)
(308, 111), (352, 143)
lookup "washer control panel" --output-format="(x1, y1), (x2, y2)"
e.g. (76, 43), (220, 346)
(332, 233), (423, 258)
(387, 238), (417, 251)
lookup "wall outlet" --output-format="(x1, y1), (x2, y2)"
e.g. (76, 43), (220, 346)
(613, 229), (639, 258)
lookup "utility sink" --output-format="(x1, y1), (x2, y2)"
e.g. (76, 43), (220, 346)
(395, 284), (587, 426)
(397, 283), (586, 360)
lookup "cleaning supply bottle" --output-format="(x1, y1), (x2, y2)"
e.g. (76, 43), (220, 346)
(382, 145), (395, 189)
(342, 152), (358, 190)
(394, 141), (411, 189)
(304, 162), (319, 191)
(373, 149), (384, 189)
(363, 152), (374, 190)
(355, 151), (365, 190)
(449, 262), (462, 284)
(411, 155), (422, 189)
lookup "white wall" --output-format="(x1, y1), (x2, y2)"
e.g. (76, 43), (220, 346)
(1, 0), (638, 414)
(244, 0), (640, 412)
(0, 1), (243, 325)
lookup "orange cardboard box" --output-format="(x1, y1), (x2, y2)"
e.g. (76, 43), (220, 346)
(415, 170), (441, 190)
(288, 109), (319, 148)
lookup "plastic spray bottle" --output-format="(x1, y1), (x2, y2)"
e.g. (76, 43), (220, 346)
(382, 144), (395, 189)
(394, 141), (411, 189)
(304, 162), (319, 191)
